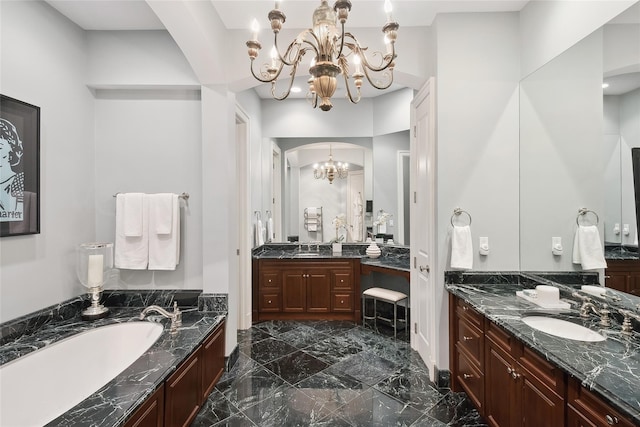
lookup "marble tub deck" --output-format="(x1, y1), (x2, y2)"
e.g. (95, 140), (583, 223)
(192, 320), (485, 427)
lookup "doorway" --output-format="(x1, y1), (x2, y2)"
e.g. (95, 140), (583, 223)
(236, 106), (252, 331)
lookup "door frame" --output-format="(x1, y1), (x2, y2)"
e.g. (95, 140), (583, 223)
(236, 105), (252, 331)
(397, 150), (410, 245)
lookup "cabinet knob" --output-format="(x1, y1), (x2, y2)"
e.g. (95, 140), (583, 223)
(606, 415), (619, 425)
(341, 300), (344, 304)
(463, 373), (473, 379)
(268, 300), (272, 304)
(268, 279), (272, 283)
(462, 306), (469, 311)
(462, 336), (473, 341)
(341, 279), (344, 283)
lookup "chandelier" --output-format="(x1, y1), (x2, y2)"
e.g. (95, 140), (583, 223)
(246, 0), (399, 111)
(313, 146), (348, 184)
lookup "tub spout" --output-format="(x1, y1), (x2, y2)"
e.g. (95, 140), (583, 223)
(139, 301), (182, 334)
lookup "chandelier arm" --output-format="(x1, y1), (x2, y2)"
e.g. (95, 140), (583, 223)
(270, 61), (302, 100)
(249, 59), (279, 83)
(341, 71), (361, 104)
(362, 66), (394, 90)
(343, 33), (395, 73)
(274, 34), (309, 67)
(297, 29), (320, 57)
(336, 21), (347, 60)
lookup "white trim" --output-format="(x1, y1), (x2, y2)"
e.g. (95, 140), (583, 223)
(271, 143), (282, 242)
(397, 150), (410, 245)
(235, 104), (252, 331)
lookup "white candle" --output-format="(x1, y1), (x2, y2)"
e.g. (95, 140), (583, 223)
(384, 0), (393, 21)
(251, 18), (259, 41)
(88, 254), (104, 287)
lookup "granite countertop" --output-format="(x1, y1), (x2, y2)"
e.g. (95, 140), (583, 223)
(0, 304), (224, 427)
(605, 245), (639, 261)
(253, 243), (411, 273)
(446, 280), (640, 424)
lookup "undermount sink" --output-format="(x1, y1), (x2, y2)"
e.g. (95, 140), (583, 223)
(293, 252), (323, 258)
(521, 316), (606, 342)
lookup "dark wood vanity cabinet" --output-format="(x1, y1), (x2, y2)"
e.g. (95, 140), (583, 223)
(254, 259), (359, 321)
(124, 319), (226, 427)
(605, 260), (640, 296)
(450, 295), (565, 427)
(567, 378), (635, 427)
(123, 384), (165, 427)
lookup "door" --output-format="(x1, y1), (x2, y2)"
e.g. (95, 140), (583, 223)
(410, 78), (436, 378)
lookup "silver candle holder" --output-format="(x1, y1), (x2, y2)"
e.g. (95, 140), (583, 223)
(76, 242), (113, 320)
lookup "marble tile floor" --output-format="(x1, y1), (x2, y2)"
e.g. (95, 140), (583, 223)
(191, 320), (487, 427)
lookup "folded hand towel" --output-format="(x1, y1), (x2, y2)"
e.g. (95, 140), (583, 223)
(451, 225), (473, 270)
(151, 193), (174, 234)
(115, 194), (149, 269)
(256, 219), (265, 246)
(572, 225), (607, 270)
(123, 193), (144, 237)
(148, 193), (180, 270)
(266, 217), (274, 242)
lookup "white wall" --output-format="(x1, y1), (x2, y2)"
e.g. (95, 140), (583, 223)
(520, 30), (604, 271)
(519, 0), (635, 78)
(0, 1), (95, 322)
(93, 90), (203, 289)
(435, 12), (521, 367)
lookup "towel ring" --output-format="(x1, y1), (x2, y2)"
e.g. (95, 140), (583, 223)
(451, 208), (472, 227)
(576, 208), (599, 226)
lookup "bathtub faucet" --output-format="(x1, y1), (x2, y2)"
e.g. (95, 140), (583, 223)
(139, 301), (182, 334)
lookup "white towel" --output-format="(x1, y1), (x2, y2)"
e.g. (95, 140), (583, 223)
(572, 225), (607, 270)
(307, 219), (317, 232)
(123, 193), (144, 237)
(115, 194), (149, 269)
(152, 193), (174, 234)
(451, 225), (473, 270)
(306, 207), (317, 218)
(266, 217), (274, 242)
(256, 219), (265, 246)
(148, 193), (180, 270)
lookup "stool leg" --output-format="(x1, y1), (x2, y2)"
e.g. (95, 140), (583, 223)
(362, 295), (365, 327)
(374, 298), (378, 332)
(393, 301), (397, 339)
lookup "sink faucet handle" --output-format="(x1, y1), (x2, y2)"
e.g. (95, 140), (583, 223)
(172, 301), (182, 326)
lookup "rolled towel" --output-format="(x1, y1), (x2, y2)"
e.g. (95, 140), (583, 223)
(451, 225), (473, 270)
(572, 225), (607, 270)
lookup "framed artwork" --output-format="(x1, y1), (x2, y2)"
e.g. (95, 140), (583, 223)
(0, 95), (40, 237)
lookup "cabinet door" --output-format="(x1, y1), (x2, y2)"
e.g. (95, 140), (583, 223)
(628, 273), (640, 296)
(123, 384), (164, 427)
(485, 343), (518, 427)
(165, 348), (202, 427)
(520, 374), (564, 427)
(260, 270), (281, 290)
(605, 272), (628, 293)
(282, 269), (306, 312)
(567, 405), (598, 427)
(201, 322), (225, 404)
(306, 269), (331, 312)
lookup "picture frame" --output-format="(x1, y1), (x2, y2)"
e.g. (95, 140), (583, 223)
(0, 95), (40, 237)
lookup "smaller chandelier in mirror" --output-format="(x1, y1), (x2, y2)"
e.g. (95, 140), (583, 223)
(246, 0), (399, 111)
(314, 146), (348, 184)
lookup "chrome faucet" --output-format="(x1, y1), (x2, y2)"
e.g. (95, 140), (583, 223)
(618, 308), (640, 337)
(139, 301), (182, 334)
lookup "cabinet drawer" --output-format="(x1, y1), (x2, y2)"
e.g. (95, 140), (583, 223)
(259, 293), (281, 312)
(568, 378), (635, 427)
(486, 320), (520, 357)
(456, 316), (483, 367)
(455, 349), (484, 411)
(456, 298), (482, 328)
(519, 345), (565, 396)
(332, 270), (353, 291)
(261, 271), (281, 290)
(332, 293), (353, 312)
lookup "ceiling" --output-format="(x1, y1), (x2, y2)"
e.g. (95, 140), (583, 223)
(43, 1), (640, 97)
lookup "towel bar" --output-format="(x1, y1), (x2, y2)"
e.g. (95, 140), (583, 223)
(113, 192), (189, 200)
(577, 208), (599, 226)
(451, 207), (472, 226)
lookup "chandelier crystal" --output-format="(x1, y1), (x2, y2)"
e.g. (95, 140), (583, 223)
(246, 0), (399, 111)
(313, 146), (348, 184)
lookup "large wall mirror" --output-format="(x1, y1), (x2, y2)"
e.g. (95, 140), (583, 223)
(520, 3), (640, 271)
(271, 132), (411, 246)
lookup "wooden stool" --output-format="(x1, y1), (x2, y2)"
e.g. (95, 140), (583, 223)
(362, 287), (408, 339)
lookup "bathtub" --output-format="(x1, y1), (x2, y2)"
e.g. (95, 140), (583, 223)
(0, 321), (163, 427)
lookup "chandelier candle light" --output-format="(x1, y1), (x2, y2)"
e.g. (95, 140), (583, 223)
(246, 0), (399, 111)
